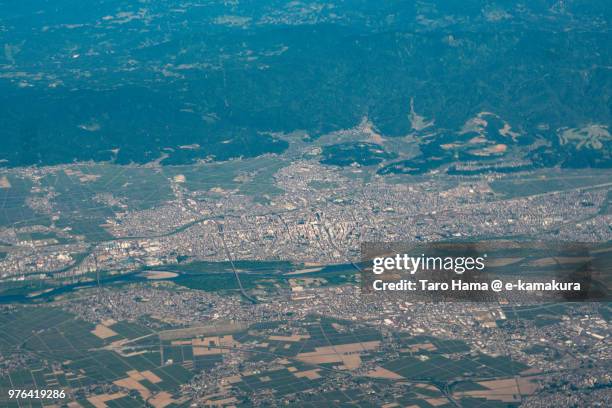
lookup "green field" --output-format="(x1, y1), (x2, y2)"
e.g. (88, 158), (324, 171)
(490, 169), (612, 199)
(0, 307), (194, 407)
(0, 304), (569, 407)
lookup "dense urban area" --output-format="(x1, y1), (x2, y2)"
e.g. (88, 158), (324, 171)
(0, 154), (610, 407)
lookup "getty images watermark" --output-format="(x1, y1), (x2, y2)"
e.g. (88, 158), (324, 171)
(361, 241), (611, 302)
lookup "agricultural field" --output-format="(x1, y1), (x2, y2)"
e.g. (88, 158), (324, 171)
(0, 302), (559, 407)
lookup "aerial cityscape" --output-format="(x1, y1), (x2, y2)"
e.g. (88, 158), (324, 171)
(0, 1), (610, 407)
